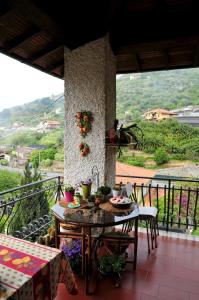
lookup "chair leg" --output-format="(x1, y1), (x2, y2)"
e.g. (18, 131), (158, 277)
(134, 218), (138, 270)
(146, 221), (150, 254)
(133, 240), (138, 270)
(151, 219), (158, 249)
(154, 220), (158, 248)
(149, 220), (154, 250)
(156, 217), (159, 236)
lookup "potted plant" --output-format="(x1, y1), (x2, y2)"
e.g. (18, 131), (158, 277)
(97, 185), (112, 201)
(112, 184), (122, 197)
(62, 239), (82, 275)
(94, 191), (103, 206)
(81, 178), (92, 199)
(98, 255), (125, 286)
(64, 184), (75, 202)
(73, 192), (83, 205)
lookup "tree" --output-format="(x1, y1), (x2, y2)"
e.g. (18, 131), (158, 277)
(10, 161), (49, 240)
(154, 148), (169, 165)
(0, 170), (21, 192)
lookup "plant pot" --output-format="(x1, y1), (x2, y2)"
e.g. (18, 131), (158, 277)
(74, 193), (83, 204)
(112, 189), (121, 197)
(95, 197), (103, 206)
(82, 184), (91, 199)
(64, 191), (74, 202)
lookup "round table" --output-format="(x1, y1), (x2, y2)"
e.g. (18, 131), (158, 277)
(51, 201), (139, 294)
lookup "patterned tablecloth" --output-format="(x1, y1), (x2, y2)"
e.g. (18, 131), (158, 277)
(0, 234), (77, 300)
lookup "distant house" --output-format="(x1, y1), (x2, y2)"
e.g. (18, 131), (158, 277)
(15, 146), (33, 160)
(172, 106), (199, 127)
(0, 144), (14, 152)
(12, 122), (24, 128)
(37, 120), (60, 132)
(144, 108), (176, 121)
(15, 145), (46, 160)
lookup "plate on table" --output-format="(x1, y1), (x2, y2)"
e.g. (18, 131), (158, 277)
(109, 196), (132, 209)
(68, 203), (81, 209)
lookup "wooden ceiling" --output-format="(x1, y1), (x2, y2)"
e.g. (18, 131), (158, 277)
(0, 0), (199, 78)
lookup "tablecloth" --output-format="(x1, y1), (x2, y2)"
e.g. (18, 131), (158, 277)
(0, 234), (77, 300)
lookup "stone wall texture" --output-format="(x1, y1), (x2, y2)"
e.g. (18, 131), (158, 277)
(64, 35), (116, 188)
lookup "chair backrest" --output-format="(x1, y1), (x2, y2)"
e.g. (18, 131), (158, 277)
(125, 182), (138, 203)
(125, 182), (133, 198)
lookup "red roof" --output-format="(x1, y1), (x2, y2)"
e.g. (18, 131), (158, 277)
(145, 108), (176, 115)
(45, 120), (60, 125)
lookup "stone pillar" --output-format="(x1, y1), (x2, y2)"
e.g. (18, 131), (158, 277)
(64, 35), (116, 188)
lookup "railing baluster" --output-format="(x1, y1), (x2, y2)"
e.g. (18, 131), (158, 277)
(156, 184), (159, 210)
(133, 183), (137, 203)
(166, 179), (171, 231)
(115, 174), (199, 233)
(186, 187), (191, 229)
(171, 186), (175, 227)
(178, 187), (183, 229)
(148, 184), (152, 206)
(163, 184), (167, 227)
(141, 183), (144, 206)
(0, 176), (60, 242)
(193, 188), (198, 230)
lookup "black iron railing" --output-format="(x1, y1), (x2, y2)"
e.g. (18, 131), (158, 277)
(1, 173), (198, 238)
(116, 174), (199, 232)
(0, 176), (63, 241)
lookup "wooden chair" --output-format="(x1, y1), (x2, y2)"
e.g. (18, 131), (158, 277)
(125, 183), (158, 253)
(94, 216), (138, 276)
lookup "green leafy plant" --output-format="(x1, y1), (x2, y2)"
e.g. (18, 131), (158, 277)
(95, 191), (103, 197)
(99, 255), (125, 275)
(64, 184), (75, 192)
(0, 159), (9, 166)
(154, 148), (169, 165)
(98, 186), (111, 196)
(62, 239), (82, 274)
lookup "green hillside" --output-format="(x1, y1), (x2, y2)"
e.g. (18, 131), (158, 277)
(1, 68), (199, 127)
(0, 94), (64, 127)
(117, 68), (199, 121)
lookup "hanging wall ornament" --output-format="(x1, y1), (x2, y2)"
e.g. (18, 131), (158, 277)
(75, 111), (93, 138)
(79, 142), (90, 157)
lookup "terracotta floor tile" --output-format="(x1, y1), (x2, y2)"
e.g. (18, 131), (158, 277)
(140, 294), (159, 300)
(189, 292), (199, 300)
(55, 233), (199, 300)
(148, 272), (199, 295)
(158, 285), (189, 300)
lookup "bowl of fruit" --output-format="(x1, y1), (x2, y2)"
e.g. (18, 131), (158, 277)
(109, 196), (132, 209)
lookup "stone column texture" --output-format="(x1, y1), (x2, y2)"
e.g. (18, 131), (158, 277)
(64, 35), (116, 187)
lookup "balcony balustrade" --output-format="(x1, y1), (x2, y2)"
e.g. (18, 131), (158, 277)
(0, 174), (198, 242)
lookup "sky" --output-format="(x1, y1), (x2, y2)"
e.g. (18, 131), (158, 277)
(0, 53), (64, 112)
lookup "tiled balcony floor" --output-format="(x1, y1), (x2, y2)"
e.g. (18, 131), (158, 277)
(55, 232), (199, 300)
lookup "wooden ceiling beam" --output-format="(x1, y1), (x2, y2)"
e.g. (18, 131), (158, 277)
(163, 50), (169, 69)
(132, 50), (141, 72)
(11, 0), (63, 43)
(193, 46), (199, 67)
(47, 60), (64, 72)
(0, 45), (62, 79)
(7, 27), (40, 53)
(52, 65), (64, 78)
(0, 4), (12, 19)
(119, 36), (199, 54)
(29, 44), (63, 63)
